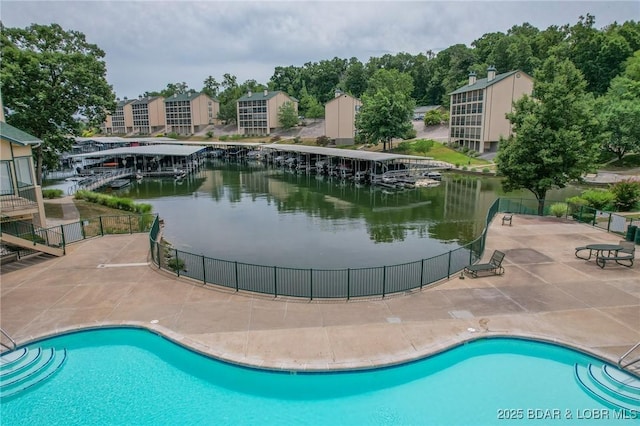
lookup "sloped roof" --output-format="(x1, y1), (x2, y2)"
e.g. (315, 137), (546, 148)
(450, 70), (527, 95)
(0, 122), (42, 146)
(414, 105), (443, 113)
(326, 92), (360, 105)
(237, 90), (298, 103)
(163, 92), (213, 103)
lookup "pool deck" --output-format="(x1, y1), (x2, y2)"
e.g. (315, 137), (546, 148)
(1, 214), (639, 372)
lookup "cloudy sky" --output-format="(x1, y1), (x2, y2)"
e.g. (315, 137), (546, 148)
(3, 1), (638, 98)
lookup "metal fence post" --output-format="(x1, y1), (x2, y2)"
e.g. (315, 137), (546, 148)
(310, 268), (313, 300)
(382, 266), (386, 298)
(156, 242), (161, 268)
(347, 268), (350, 301)
(175, 249), (180, 277)
(61, 225), (66, 255)
(234, 261), (239, 291)
(420, 259), (424, 289)
(447, 251), (452, 279)
(129, 215), (133, 234)
(607, 213), (612, 232)
(99, 216), (104, 236)
(273, 266), (278, 297)
(80, 220), (86, 239)
(202, 255), (207, 285)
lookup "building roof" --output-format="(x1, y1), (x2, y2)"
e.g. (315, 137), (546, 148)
(449, 70), (523, 95)
(0, 122), (42, 146)
(262, 144), (433, 162)
(237, 90), (298, 103)
(414, 105), (443, 113)
(116, 99), (135, 107)
(164, 92), (211, 103)
(70, 144), (207, 158)
(326, 92), (360, 105)
(75, 136), (177, 144)
(131, 96), (162, 105)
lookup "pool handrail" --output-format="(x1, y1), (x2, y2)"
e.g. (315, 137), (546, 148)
(618, 340), (640, 369)
(0, 327), (17, 351)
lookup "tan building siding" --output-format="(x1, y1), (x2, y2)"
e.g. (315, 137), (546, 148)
(165, 93), (218, 135)
(237, 90), (298, 136)
(325, 92), (361, 145)
(449, 69), (533, 154)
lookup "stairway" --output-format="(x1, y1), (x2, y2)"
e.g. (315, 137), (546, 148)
(0, 346), (67, 399)
(574, 363), (640, 413)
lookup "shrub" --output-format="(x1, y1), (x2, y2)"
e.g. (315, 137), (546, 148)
(42, 189), (64, 199)
(402, 128), (417, 140)
(316, 136), (330, 146)
(167, 256), (186, 272)
(462, 166), (468, 171)
(219, 135), (229, 141)
(396, 141), (412, 153)
(482, 168), (490, 174)
(270, 135), (282, 142)
(293, 136), (301, 144)
(610, 180), (640, 211)
(230, 134), (242, 140)
(74, 190), (152, 214)
(549, 202), (569, 218)
(205, 131), (214, 139)
(580, 189), (616, 210)
(167, 132), (179, 139)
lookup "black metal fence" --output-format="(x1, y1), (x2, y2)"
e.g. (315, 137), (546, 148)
(148, 199), (500, 299)
(2, 214), (157, 254)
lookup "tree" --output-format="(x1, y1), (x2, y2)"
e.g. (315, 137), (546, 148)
(496, 56), (600, 215)
(596, 52), (640, 160)
(277, 101), (298, 129)
(355, 69), (415, 151)
(202, 75), (220, 98)
(1, 23), (115, 183)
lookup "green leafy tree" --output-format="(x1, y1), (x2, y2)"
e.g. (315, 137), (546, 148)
(496, 56), (600, 215)
(202, 75), (220, 98)
(413, 139), (434, 156)
(355, 69), (415, 151)
(597, 53), (640, 160)
(1, 23), (115, 183)
(277, 101), (298, 129)
(298, 87), (324, 119)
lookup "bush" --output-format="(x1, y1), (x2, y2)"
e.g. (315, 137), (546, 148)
(395, 141), (412, 153)
(293, 136), (301, 144)
(167, 132), (179, 139)
(205, 131), (214, 139)
(316, 136), (330, 146)
(230, 134), (242, 140)
(402, 128), (417, 140)
(580, 189), (616, 210)
(75, 190), (152, 214)
(482, 168), (490, 174)
(219, 135), (229, 141)
(610, 180), (640, 211)
(549, 202), (569, 218)
(270, 135), (282, 142)
(42, 189), (64, 199)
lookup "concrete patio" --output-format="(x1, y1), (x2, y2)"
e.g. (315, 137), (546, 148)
(1, 214), (639, 372)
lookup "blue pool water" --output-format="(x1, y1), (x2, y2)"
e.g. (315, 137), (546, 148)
(1, 328), (634, 425)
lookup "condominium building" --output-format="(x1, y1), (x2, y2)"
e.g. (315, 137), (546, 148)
(131, 96), (166, 135)
(448, 67), (533, 154)
(110, 98), (135, 135)
(237, 90), (298, 136)
(325, 91), (361, 145)
(165, 92), (218, 136)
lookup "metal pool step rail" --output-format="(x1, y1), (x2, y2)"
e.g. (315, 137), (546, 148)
(0, 346), (67, 399)
(574, 363), (640, 414)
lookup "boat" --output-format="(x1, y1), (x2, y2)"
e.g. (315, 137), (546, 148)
(423, 171), (442, 181)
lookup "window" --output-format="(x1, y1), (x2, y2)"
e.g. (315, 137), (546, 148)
(14, 157), (33, 187)
(0, 161), (13, 195)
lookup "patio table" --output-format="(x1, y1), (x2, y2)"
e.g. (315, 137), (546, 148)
(575, 243), (624, 261)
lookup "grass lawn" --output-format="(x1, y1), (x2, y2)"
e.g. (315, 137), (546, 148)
(43, 199), (128, 220)
(44, 203), (64, 219)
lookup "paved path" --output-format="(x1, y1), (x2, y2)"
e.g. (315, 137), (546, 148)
(1, 215), (639, 372)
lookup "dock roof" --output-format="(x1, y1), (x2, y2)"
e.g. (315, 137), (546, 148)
(263, 144), (433, 162)
(70, 144), (206, 158)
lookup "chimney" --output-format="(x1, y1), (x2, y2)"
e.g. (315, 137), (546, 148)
(468, 72), (477, 86)
(487, 66), (496, 82)
(263, 89), (268, 96)
(247, 90), (252, 97)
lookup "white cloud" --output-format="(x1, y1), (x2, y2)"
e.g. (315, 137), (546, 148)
(2, 1), (638, 97)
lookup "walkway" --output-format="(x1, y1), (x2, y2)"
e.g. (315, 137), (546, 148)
(1, 215), (638, 371)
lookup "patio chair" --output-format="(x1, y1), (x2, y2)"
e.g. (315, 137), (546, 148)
(595, 240), (635, 268)
(501, 213), (513, 226)
(464, 250), (506, 278)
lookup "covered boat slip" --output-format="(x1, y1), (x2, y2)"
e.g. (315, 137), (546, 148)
(69, 144), (208, 178)
(260, 144), (452, 183)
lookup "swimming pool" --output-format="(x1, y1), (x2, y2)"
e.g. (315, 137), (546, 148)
(1, 328), (638, 425)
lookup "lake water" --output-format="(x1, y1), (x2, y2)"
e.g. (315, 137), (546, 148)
(46, 160), (582, 269)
